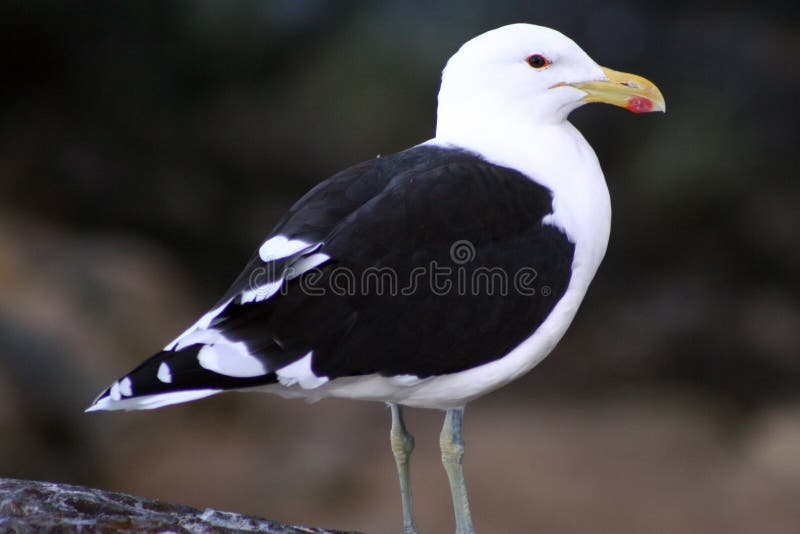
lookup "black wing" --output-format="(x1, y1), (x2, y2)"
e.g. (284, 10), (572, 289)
(89, 145), (575, 407)
(220, 146), (575, 378)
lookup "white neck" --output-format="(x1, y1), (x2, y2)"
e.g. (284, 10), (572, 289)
(431, 110), (612, 291)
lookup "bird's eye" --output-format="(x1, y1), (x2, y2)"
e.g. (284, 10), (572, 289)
(527, 54), (550, 69)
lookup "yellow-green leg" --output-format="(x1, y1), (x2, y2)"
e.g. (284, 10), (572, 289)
(440, 407), (474, 534)
(390, 403), (419, 534)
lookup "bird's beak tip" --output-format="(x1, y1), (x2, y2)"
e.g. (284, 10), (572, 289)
(569, 66), (666, 115)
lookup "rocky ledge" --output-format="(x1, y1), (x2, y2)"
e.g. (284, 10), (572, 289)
(0, 478), (360, 533)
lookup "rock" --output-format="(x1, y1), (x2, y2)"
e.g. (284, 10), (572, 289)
(0, 478), (360, 533)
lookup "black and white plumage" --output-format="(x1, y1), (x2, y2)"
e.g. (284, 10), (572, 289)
(90, 145), (575, 410)
(87, 23), (664, 533)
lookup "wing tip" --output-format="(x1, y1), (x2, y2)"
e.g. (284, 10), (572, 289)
(85, 387), (223, 412)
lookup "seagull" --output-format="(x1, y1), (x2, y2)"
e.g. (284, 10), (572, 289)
(87, 23), (664, 534)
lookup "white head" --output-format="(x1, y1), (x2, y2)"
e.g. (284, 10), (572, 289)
(436, 24), (664, 138)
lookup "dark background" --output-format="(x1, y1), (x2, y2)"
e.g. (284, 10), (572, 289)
(1, 1), (798, 532)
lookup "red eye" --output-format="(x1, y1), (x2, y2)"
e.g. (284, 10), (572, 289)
(527, 54), (550, 69)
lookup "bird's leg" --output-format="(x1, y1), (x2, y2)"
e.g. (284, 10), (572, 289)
(440, 407), (474, 534)
(389, 403), (419, 534)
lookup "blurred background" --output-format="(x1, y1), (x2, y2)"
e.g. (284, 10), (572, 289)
(1, 1), (798, 532)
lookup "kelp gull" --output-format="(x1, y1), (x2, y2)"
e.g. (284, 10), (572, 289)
(87, 23), (665, 533)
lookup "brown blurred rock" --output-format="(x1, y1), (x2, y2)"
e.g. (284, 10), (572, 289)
(0, 478), (360, 533)
(0, 213), (203, 483)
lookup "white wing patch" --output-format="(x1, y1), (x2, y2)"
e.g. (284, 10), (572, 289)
(118, 377), (133, 397)
(276, 352), (329, 389)
(239, 278), (283, 304)
(259, 236), (311, 262)
(133, 237), (330, 405)
(197, 336), (268, 377)
(164, 239), (328, 354)
(243, 240), (327, 302)
(174, 327), (226, 352)
(164, 298), (233, 351)
(106, 378), (134, 402)
(157, 362), (173, 383)
(286, 252), (330, 280)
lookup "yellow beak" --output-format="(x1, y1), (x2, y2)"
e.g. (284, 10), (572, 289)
(567, 66), (666, 113)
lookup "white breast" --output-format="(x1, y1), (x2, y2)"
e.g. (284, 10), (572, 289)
(387, 126), (611, 408)
(272, 124), (612, 409)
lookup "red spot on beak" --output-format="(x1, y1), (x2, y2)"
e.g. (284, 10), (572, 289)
(626, 96), (654, 113)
